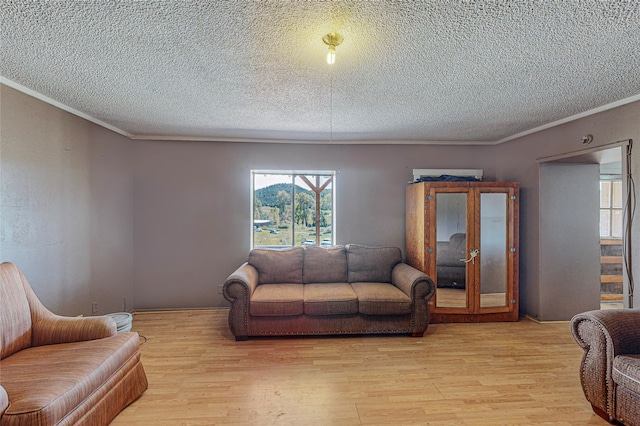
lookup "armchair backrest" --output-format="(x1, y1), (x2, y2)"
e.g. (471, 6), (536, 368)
(0, 262), (34, 359)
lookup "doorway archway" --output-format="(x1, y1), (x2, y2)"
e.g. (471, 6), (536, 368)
(537, 141), (633, 319)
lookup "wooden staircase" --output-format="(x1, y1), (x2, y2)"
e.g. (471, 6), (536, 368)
(600, 239), (623, 302)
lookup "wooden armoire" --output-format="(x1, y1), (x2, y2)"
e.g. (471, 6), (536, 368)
(406, 181), (519, 323)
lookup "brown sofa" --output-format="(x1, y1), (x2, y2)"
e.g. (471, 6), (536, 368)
(223, 244), (435, 340)
(0, 262), (148, 426)
(571, 309), (640, 426)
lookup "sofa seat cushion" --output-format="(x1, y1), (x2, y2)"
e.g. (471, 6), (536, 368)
(303, 245), (348, 283)
(613, 354), (640, 395)
(350, 282), (412, 315)
(250, 284), (304, 316)
(249, 246), (304, 284)
(0, 332), (140, 425)
(303, 283), (358, 315)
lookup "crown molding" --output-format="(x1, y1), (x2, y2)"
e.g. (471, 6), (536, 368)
(3, 76), (638, 146)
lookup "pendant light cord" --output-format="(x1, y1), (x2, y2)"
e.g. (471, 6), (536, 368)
(623, 140), (635, 307)
(329, 63), (333, 143)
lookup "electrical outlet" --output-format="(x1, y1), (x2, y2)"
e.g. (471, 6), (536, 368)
(218, 285), (223, 294)
(91, 302), (98, 315)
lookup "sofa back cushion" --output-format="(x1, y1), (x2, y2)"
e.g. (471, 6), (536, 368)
(303, 245), (348, 283)
(248, 246), (304, 284)
(0, 262), (33, 359)
(449, 233), (466, 250)
(346, 244), (402, 283)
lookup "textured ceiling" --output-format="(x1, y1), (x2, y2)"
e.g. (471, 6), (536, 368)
(1, 1), (639, 144)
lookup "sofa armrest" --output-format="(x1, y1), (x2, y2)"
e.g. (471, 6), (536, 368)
(570, 309), (640, 419)
(223, 263), (259, 340)
(0, 384), (8, 418)
(391, 263), (435, 302)
(31, 315), (117, 347)
(223, 262), (259, 303)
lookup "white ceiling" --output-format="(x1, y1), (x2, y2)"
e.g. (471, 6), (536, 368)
(1, 1), (639, 144)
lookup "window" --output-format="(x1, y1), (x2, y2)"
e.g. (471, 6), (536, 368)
(600, 179), (623, 238)
(251, 170), (335, 248)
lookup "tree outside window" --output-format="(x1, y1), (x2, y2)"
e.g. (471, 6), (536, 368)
(251, 171), (335, 248)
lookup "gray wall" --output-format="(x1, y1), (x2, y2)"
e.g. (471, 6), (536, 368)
(539, 163), (601, 320)
(133, 140), (494, 309)
(2, 82), (639, 320)
(0, 85), (135, 316)
(494, 100), (640, 319)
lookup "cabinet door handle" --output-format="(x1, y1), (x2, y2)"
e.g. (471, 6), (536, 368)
(461, 249), (480, 264)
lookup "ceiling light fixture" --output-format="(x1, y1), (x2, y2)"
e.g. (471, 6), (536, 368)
(322, 32), (343, 65)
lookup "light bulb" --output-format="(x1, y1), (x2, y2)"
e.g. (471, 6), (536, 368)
(327, 46), (336, 65)
(322, 32), (342, 65)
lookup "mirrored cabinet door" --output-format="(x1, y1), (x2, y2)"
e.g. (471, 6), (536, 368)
(435, 192), (468, 310)
(406, 181), (519, 323)
(479, 192), (508, 309)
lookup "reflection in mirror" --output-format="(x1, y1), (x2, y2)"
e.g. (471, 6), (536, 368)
(480, 193), (508, 308)
(436, 193), (467, 308)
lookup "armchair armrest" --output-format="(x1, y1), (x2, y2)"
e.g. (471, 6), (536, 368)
(31, 315), (117, 347)
(572, 309), (640, 355)
(570, 309), (640, 419)
(391, 263), (435, 302)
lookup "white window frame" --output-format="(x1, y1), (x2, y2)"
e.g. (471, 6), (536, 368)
(250, 170), (337, 249)
(600, 178), (623, 238)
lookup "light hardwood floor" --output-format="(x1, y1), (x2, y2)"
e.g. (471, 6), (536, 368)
(112, 310), (608, 426)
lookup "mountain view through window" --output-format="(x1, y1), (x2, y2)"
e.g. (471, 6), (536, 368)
(252, 171), (335, 248)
